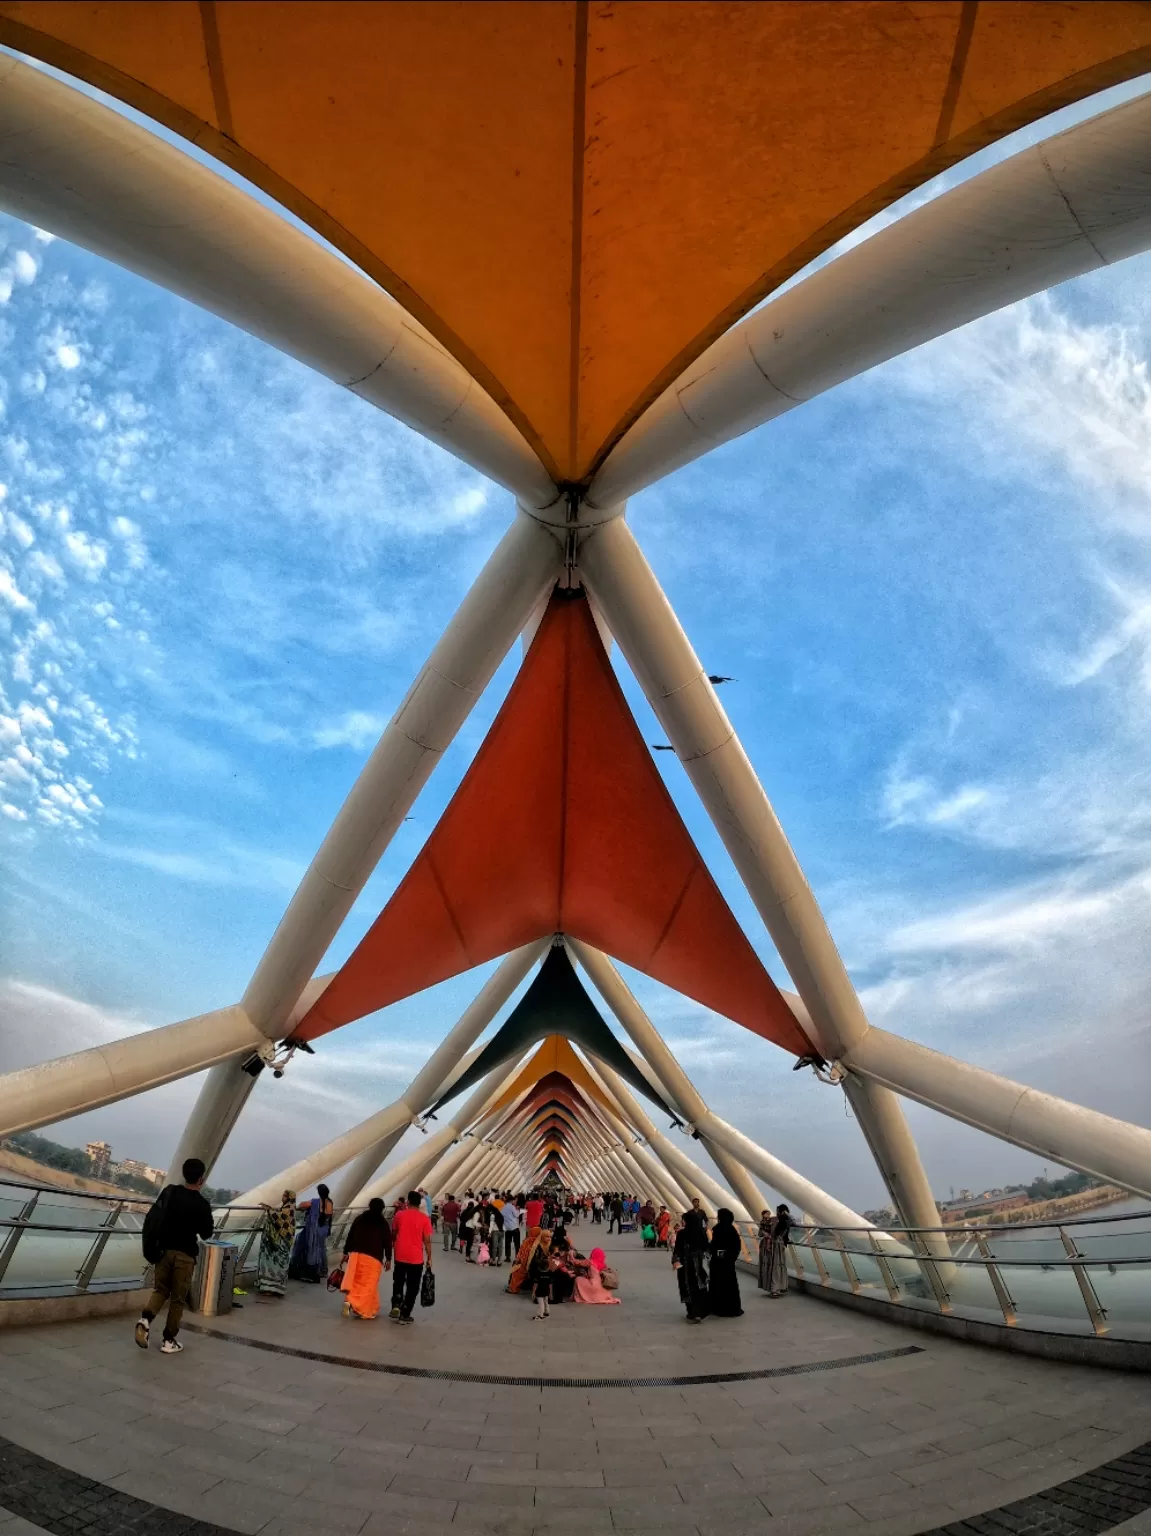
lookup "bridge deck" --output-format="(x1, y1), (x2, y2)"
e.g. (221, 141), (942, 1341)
(1, 1229), (1149, 1536)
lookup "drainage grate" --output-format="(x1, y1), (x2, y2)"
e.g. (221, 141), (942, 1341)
(180, 1325), (922, 1386)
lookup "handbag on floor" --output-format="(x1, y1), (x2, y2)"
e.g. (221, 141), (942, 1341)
(420, 1268), (436, 1307)
(600, 1264), (619, 1290)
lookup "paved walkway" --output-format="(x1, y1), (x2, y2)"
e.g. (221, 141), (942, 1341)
(1, 1228), (1149, 1536)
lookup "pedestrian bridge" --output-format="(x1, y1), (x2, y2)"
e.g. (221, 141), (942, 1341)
(2, 1230), (1151, 1536)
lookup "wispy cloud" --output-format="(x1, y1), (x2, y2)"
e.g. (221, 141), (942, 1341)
(94, 808), (304, 893)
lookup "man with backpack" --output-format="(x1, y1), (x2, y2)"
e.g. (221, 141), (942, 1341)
(136, 1157), (214, 1354)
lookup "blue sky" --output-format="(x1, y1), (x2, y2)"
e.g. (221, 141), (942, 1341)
(3, 68), (1151, 1209)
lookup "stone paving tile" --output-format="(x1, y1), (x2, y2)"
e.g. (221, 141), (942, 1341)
(191, 1478), (300, 1534)
(469, 1466), (607, 1489)
(847, 1482), (965, 1523)
(5, 1236), (1151, 1536)
(258, 1513), (371, 1536)
(0, 1512), (49, 1535)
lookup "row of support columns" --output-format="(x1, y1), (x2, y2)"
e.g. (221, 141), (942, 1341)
(4, 497), (1151, 1222)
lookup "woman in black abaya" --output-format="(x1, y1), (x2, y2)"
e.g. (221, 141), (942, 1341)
(707, 1208), (744, 1317)
(672, 1209), (710, 1323)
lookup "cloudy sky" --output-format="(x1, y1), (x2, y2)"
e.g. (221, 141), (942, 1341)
(3, 64), (1151, 1211)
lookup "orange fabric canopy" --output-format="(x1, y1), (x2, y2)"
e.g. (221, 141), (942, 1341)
(2, 2), (1149, 482)
(485, 1036), (609, 1118)
(297, 590), (811, 1055)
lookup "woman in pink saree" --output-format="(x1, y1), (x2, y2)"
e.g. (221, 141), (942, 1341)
(573, 1246), (620, 1305)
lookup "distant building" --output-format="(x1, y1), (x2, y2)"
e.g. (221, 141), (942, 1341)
(117, 1158), (165, 1187)
(85, 1140), (112, 1178)
(940, 1186), (1028, 1223)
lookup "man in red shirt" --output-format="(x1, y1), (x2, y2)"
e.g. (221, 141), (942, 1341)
(390, 1190), (433, 1323)
(441, 1194), (461, 1252)
(525, 1192), (544, 1230)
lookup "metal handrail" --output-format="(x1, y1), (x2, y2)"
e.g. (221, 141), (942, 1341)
(787, 1206), (1151, 1236)
(0, 1173), (333, 1214)
(779, 1218), (1151, 1339)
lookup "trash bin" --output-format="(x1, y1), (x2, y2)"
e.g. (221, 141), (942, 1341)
(191, 1239), (238, 1316)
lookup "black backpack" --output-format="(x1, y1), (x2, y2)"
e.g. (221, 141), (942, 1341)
(141, 1187), (173, 1264)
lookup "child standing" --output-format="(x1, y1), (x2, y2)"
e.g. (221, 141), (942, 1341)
(529, 1231), (552, 1320)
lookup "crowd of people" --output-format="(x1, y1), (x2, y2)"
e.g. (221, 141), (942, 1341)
(668, 1198), (793, 1322)
(135, 1166), (795, 1353)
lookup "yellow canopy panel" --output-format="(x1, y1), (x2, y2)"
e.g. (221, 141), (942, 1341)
(3, 0), (1149, 482)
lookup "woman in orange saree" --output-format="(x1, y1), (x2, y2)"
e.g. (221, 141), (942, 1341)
(506, 1225), (543, 1294)
(340, 1198), (392, 1320)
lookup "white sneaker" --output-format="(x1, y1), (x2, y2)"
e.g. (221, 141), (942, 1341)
(159, 1338), (183, 1354)
(134, 1318), (150, 1350)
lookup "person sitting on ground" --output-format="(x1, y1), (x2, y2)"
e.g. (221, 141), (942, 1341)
(572, 1246), (621, 1305)
(341, 1197), (392, 1320)
(135, 1156), (214, 1355)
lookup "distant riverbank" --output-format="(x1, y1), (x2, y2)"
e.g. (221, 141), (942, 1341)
(0, 1146), (145, 1202)
(980, 1184), (1137, 1227)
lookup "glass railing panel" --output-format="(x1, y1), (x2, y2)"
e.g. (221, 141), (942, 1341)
(991, 1261), (1099, 1333)
(89, 1231), (147, 1287)
(30, 1198), (117, 1230)
(1085, 1261), (1151, 1339)
(0, 1230), (94, 1291)
(1064, 1214), (1151, 1264)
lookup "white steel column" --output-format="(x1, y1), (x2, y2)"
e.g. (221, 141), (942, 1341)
(586, 1055), (749, 1219)
(560, 579), (941, 1241)
(422, 1137), (473, 1202)
(0, 1004), (264, 1139)
(330, 941), (547, 1205)
(360, 1056), (527, 1205)
(570, 939), (870, 1228)
(233, 1039), (482, 1211)
(845, 1026), (1151, 1199)
(577, 1061), (697, 1211)
(439, 1140), (487, 1199)
(169, 515), (563, 1181)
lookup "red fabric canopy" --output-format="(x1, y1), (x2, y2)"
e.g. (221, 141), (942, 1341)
(296, 589), (812, 1056)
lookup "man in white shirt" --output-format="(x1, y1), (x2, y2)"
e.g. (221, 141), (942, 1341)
(501, 1197), (522, 1263)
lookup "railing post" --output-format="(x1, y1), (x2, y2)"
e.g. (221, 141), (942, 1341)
(808, 1232), (832, 1287)
(235, 1219), (261, 1276)
(1058, 1225), (1109, 1336)
(911, 1227), (952, 1313)
(829, 1229), (861, 1293)
(788, 1238), (805, 1281)
(76, 1202), (122, 1292)
(0, 1190), (39, 1285)
(867, 1229), (900, 1302)
(972, 1229), (1016, 1326)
